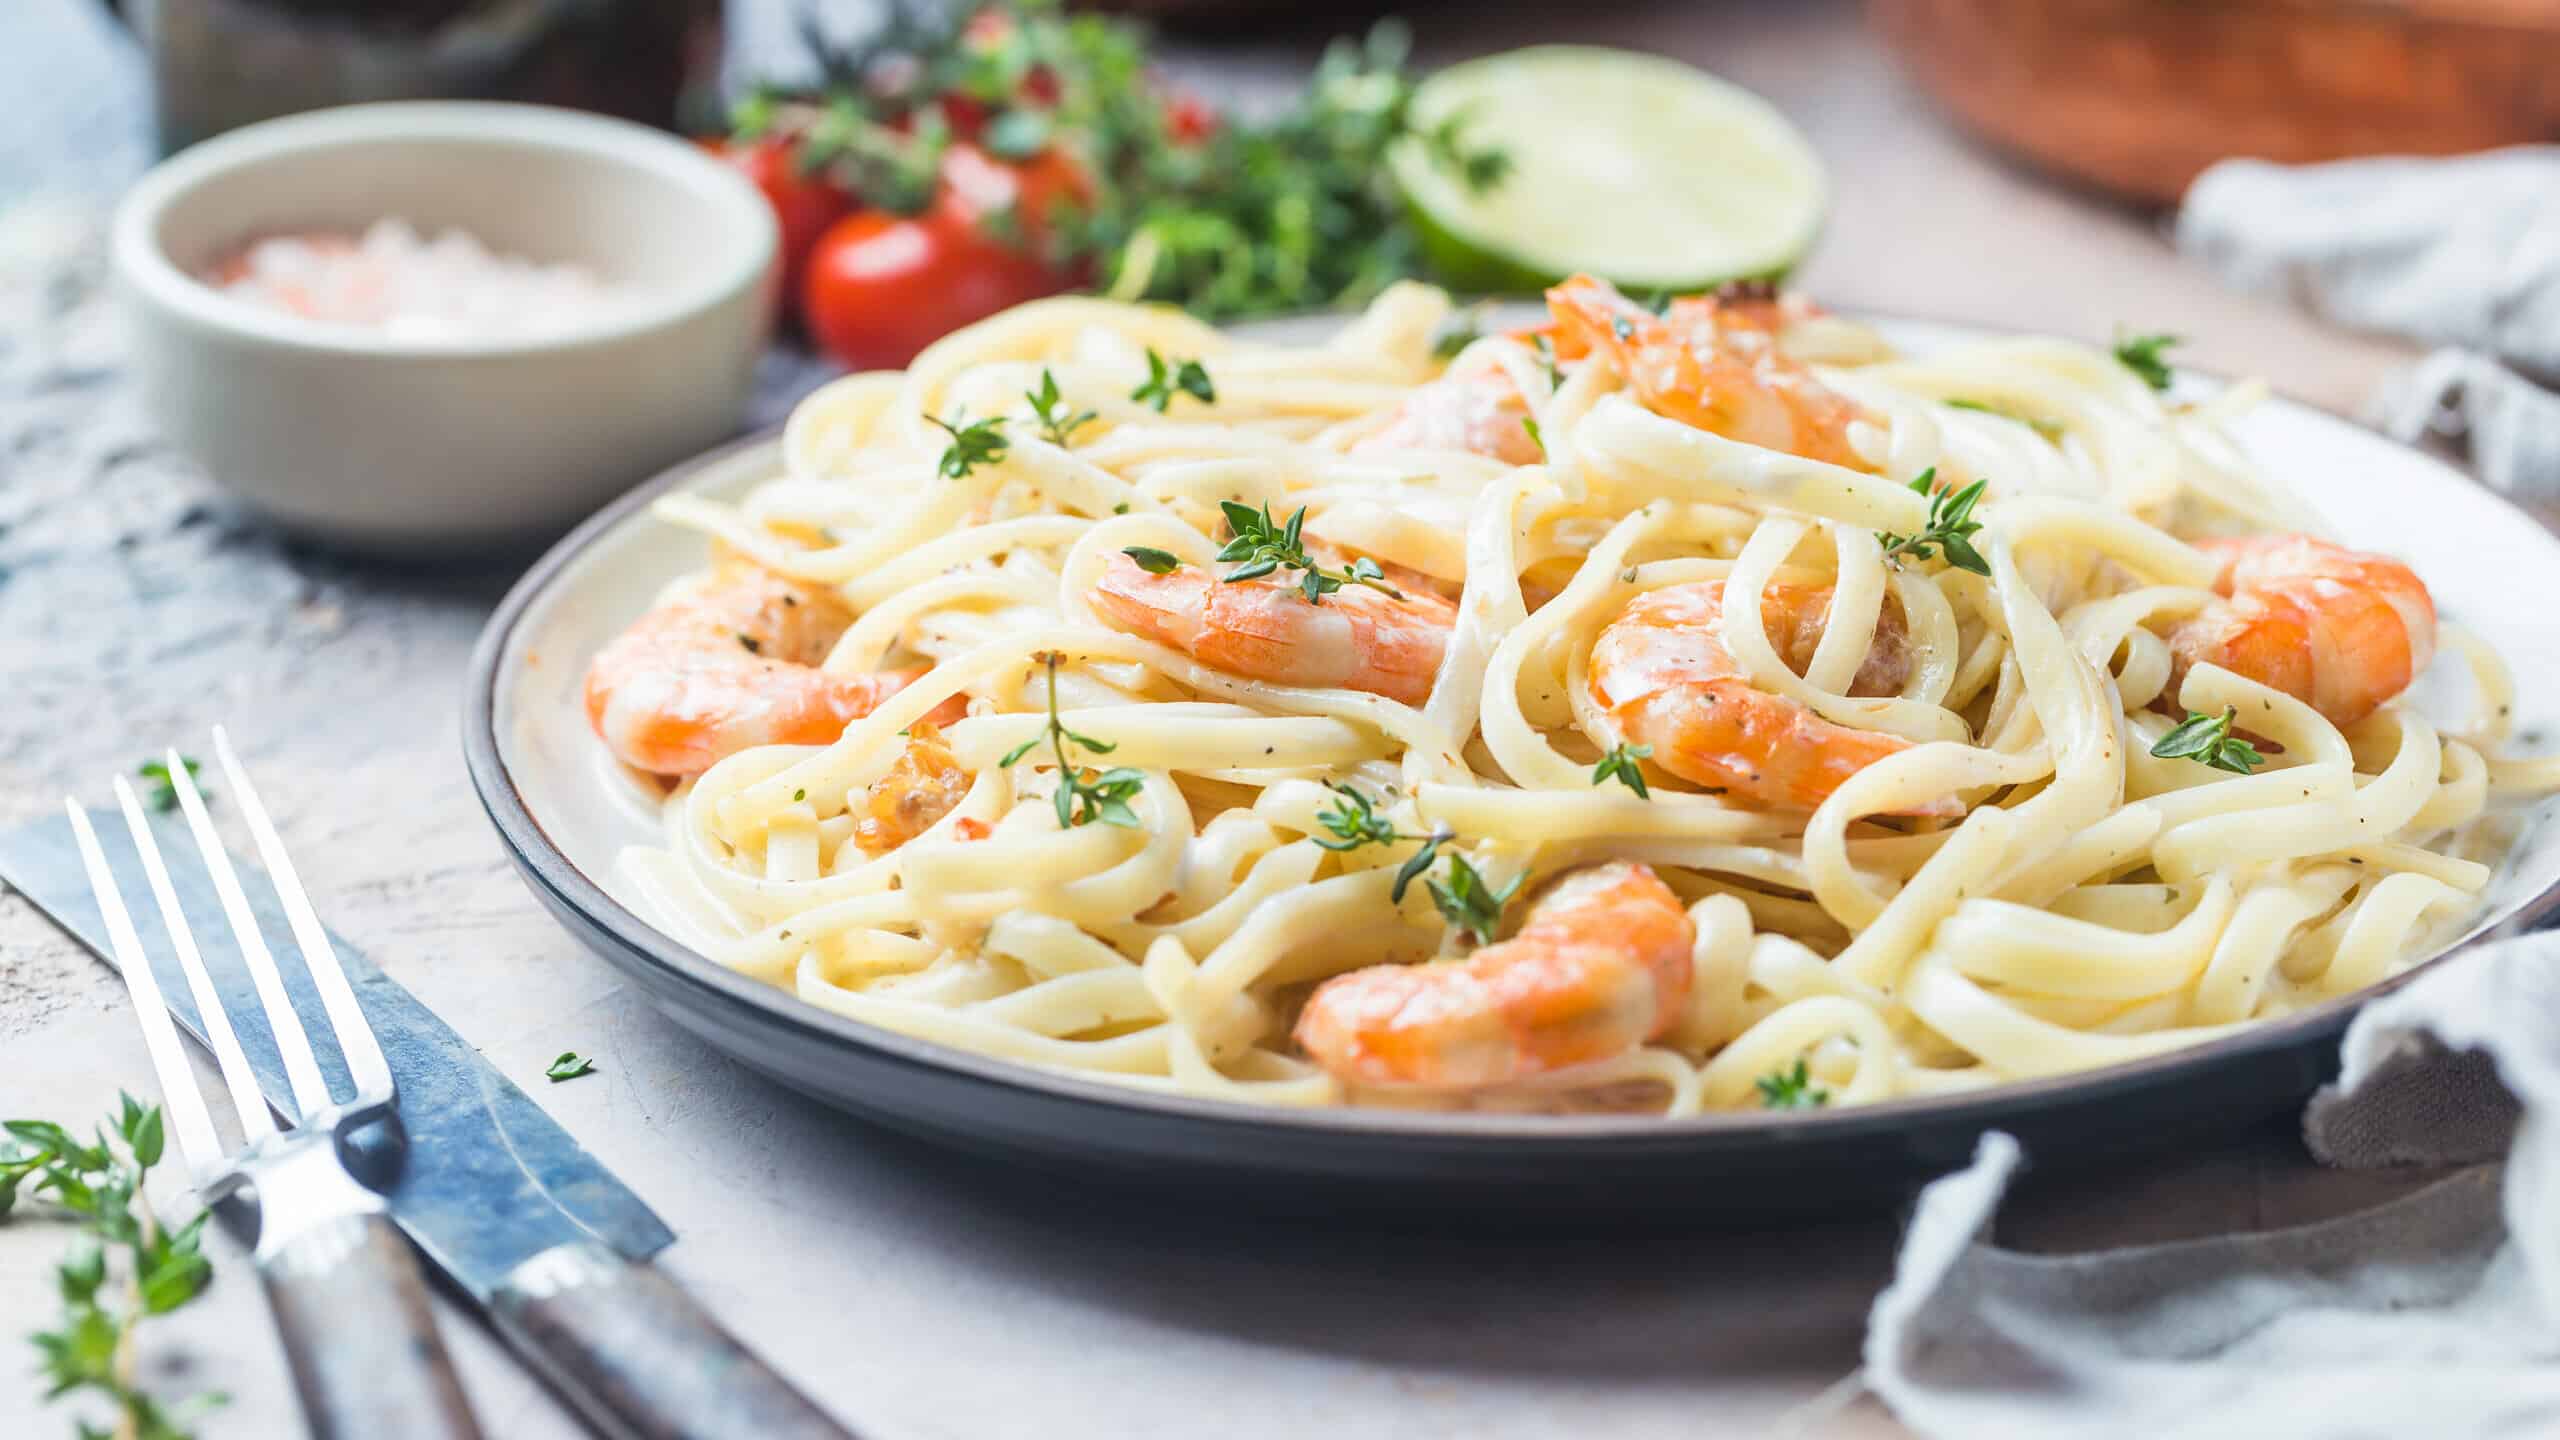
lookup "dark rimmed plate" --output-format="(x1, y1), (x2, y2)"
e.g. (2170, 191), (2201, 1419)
(461, 318), (2560, 1215)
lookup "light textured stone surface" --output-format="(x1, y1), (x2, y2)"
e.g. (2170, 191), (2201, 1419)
(0, 2), (2424, 1438)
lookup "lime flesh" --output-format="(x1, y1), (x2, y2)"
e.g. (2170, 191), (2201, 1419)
(1392, 46), (1828, 294)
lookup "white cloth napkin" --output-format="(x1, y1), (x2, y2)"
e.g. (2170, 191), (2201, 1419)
(1865, 935), (2560, 1438)
(2174, 148), (2560, 502)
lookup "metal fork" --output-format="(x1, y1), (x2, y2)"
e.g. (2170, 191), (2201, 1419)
(67, 729), (485, 1440)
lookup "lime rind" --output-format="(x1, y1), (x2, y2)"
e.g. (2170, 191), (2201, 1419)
(1392, 46), (1828, 293)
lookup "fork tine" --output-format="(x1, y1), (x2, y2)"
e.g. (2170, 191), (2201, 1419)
(165, 746), (335, 1118)
(112, 776), (280, 1147)
(212, 728), (393, 1098)
(66, 799), (226, 1183)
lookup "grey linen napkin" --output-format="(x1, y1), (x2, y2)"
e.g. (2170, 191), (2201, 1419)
(2174, 148), (2560, 502)
(1864, 937), (2560, 1438)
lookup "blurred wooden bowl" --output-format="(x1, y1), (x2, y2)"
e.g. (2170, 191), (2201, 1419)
(1869, 0), (2560, 205)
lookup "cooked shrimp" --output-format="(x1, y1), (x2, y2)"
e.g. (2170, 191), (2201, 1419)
(851, 720), (973, 856)
(1589, 579), (1934, 812)
(585, 560), (952, 777)
(2168, 535), (2436, 729)
(1546, 274), (1875, 470)
(1089, 551), (1458, 705)
(1353, 361), (1542, 464)
(1294, 861), (1695, 1089)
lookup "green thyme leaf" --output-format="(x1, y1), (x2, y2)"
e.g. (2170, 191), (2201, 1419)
(1132, 349), (1216, 412)
(545, 1052), (597, 1082)
(1591, 742), (1654, 799)
(1756, 1058), (1831, 1109)
(1876, 468), (1991, 576)
(2150, 706), (2265, 775)
(1121, 546), (1182, 575)
(1026, 369), (1098, 447)
(2112, 331), (2181, 392)
(927, 411), (1009, 480)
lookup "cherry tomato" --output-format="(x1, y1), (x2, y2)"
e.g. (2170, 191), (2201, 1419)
(799, 209), (1052, 371)
(1162, 90), (1219, 145)
(701, 136), (851, 325)
(799, 142), (1091, 370)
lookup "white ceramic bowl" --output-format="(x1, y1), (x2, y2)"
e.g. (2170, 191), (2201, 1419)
(112, 102), (777, 553)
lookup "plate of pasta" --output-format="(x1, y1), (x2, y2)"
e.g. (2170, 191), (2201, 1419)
(466, 280), (2560, 1208)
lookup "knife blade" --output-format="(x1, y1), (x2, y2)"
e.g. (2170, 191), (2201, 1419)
(5, 809), (860, 1440)
(0, 808), (674, 1295)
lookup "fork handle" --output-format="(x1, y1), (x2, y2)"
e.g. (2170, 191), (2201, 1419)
(262, 1210), (486, 1440)
(489, 1240), (858, 1440)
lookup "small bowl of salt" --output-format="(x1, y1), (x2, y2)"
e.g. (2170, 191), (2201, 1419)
(112, 102), (777, 552)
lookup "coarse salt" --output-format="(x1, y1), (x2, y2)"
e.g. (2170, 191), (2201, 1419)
(205, 218), (630, 342)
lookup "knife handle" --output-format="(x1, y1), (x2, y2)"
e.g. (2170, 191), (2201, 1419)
(261, 1209), (486, 1440)
(489, 1240), (858, 1440)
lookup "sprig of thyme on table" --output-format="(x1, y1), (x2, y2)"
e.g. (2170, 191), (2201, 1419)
(6, 1095), (221, 1440)
(1001, 653), (1146, 830)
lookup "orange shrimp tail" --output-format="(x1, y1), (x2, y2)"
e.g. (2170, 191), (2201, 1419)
(1294, 863), (1695, 1090)
(1617, 683), (1920, 812)
(1543, 275), (1872, 470)
(2170, 536), (2436, 728)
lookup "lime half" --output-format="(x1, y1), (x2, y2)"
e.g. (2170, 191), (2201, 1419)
(1393, 46), (1828, 294)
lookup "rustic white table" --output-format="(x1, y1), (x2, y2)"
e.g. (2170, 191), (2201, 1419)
(0, 2), (2433, 1437)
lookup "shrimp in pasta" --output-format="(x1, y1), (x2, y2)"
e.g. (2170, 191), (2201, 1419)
(1353, 360), (1543, 464)
(1588, 579), (1936, 812)
(583, 560), (948, 776)
(2168, 535), (2436, 728)
(1294, 862), (1695, 1088)
(1546, 274), (1874, 469)
(1088, 550), (1458, 704)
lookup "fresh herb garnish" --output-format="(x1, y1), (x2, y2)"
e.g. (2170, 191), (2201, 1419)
(134, 758), (204, 814)
(927, 411), (1009, 479)
(1120, 546), (1182, 575)
(2150, 706), (2264, 775)
(1425, 854), (1523, 946)
(1756, 1059), (1831, 1109)
(1875, 467), (1990, 576)
(2113, 331), (2181, 392)
(1591, 742), (1654, 798)
(9, 1096), (221, 1439)
(1309, 783), (1458, 903)
(1520, 416), (1545, 457)
(1215, 501), (1404, 606)
(1946, 398), (2065, 442)
(1131, 349), (1215, 412)
(545, 1052), (596, 1083)
(1026, 369), (1097, 447)
(1000, 654), (1145, 830)
(1529, 333), (1561, 391)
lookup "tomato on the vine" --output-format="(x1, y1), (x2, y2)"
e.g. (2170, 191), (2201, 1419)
(799, 144), (1091, 371)
(701, 136), (852, 326)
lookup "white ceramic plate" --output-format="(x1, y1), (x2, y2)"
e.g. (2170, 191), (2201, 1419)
(463, 317), (2560, 1211)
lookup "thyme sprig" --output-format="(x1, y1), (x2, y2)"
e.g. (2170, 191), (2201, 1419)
(927, 411), (1009, 479)
(1131, 349), (1215, 412)
(8, 1096), (221, 1440)
(1756, 1059), (1831, 1109)
(2113, 331), (2182, 392)
(1001, 654), (1146, 829)
(1591, 742), (1654, 798)
(1215, 501), (1404, 606)
(1308, 784), (1519, 943)
(1875, 467), (1990, 576)
(2150, 707), (2265, 775)
(134, 759), (203, 814)
(1026, 370), (1097, 447)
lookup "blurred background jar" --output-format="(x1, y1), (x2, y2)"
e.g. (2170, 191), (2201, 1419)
(110, 0), (726, 154)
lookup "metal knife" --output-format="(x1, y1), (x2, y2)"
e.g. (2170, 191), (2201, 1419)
(1, 810), (859, 1440)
